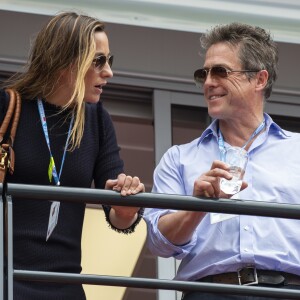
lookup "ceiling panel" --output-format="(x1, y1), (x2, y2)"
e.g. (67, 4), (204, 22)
(0, 0), (299, 44)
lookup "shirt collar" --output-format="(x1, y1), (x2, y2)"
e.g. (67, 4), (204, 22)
(197, 119), (218, 146)
(264, 113), (291, 138)
(197, 113), (291, 147)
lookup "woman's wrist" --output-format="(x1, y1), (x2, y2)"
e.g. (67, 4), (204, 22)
(109, 208), (138, 230)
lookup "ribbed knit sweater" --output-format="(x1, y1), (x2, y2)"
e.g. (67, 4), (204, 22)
(0, 89), (142, 299)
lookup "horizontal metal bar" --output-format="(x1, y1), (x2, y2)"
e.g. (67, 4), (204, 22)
(13, 270), (300, 299)
(115, 70), (300, 97)
(7, 184), (300, 299)
(3, 183), (300, 219)
(1, 58), (300, 97)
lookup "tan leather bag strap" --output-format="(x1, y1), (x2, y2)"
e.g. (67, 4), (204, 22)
(0, 88), (22, 146)
(0, 88), (22, 181)
(1, 89), (22, 256)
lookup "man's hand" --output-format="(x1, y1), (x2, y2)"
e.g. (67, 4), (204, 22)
(193, 160), (248, 198)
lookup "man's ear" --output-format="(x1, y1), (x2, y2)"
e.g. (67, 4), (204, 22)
(255, 70), (268, 92)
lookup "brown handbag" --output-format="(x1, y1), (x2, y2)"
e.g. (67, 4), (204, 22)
(0, 88), (21, 184)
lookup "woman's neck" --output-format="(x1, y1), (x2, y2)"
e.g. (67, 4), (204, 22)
(45, 83), (73, 107)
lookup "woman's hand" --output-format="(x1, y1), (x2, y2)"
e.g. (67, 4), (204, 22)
(105, 173), (145, 229)
(105, 173), (145, 196)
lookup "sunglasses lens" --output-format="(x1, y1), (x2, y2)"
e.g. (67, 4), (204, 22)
(95, 56), (106, 69)
(211, 66), (228, 78)
(108, 55), (113, 68)
(194, 66), (229, 86)
(194, 69), (207, 86)
(94, 55), (113, 71)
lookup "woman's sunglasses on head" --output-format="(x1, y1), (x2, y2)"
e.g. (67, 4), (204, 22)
(194, 66), (260, 87)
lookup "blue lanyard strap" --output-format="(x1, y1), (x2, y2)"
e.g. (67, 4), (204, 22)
(218, 119), (265, 161)
(37, 99), (74, 185)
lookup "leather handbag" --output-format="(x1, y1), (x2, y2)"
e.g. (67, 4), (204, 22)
(0, 88), (21, 184)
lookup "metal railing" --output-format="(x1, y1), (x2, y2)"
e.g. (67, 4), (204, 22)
(2, 183), (300, 300)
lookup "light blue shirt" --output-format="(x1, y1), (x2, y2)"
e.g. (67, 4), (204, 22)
(144, 113), (300, 281)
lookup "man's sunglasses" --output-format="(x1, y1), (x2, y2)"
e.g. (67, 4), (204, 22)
(194, 66), (260, 87)
(92, 55), (114, 72)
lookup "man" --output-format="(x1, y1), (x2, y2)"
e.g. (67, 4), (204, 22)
(144, 23), (300, 299)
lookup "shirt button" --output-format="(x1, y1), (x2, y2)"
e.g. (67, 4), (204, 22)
(244, 248), (248, 252)
(244, 226), (249, 231)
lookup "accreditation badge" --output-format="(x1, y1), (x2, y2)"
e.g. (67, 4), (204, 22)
(210, 193), (240, 224)
(46, 201), (60, 241)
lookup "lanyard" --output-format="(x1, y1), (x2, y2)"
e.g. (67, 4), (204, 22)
(37, 99), (74, 186)
(218, 119), (265, 161)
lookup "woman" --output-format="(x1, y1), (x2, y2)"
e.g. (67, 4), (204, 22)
(0, 11), (144, 299)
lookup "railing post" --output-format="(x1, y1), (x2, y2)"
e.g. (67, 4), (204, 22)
(5, 195), (13, 300)
(0, 192), (3, 300)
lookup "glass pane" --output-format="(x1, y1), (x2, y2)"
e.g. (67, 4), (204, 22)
(172, 104), (210, 145)
(270, 114), (300, 133)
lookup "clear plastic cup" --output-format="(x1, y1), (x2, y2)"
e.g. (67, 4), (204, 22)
(220, 146), (248, 195)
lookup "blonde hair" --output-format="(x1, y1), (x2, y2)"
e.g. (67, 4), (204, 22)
(6, 11), (105, 150)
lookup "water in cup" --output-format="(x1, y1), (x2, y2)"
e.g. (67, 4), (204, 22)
(220, 147), (248, 195)
(220, 166), (244, 194)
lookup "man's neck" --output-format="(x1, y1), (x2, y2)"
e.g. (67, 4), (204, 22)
(218, 116), (265, 150)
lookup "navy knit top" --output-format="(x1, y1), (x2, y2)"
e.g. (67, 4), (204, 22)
(0, 89), (143, 300)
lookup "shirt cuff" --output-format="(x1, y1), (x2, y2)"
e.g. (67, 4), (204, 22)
(144, 209), (198, 259)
